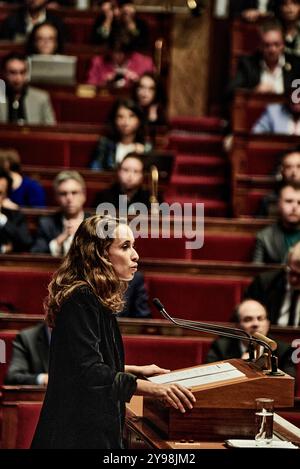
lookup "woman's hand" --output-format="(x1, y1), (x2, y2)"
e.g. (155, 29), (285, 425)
(136, 379), (196, 414)
(125, 364), (170, 377)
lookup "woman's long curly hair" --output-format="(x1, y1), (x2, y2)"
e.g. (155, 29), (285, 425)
(45, 215), (127, 328)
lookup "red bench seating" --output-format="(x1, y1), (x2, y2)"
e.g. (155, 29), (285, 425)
(51, 93), (115, 124)
(123, 335), (212, 370)
(144, 274), (250, 321)
(0, 270), (51, 315)
(0, 330), (16, 387)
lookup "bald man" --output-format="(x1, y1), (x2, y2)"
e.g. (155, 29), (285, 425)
(245, 241), (300, 325)
(206, 299), (296, 377)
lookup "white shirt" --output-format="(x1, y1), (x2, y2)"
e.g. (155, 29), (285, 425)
(260, 55), (285, 94)
(287, 117), (300, 135)
(278, 281), (300, 326)
(25, 10), (47, 34)
(49, 215), (84, 257)
(115, 143), (136, 165)
(258, 0), (269, 13)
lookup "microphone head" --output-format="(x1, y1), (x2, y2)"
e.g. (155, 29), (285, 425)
(152, 298), (164, 311)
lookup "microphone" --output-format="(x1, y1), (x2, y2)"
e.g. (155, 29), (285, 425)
(152, 298), (282, 375)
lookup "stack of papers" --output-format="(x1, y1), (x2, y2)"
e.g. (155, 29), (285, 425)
(225, 439), (299, 449)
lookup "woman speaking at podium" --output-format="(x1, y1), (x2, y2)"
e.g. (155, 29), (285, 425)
(31, 215), (195, 449)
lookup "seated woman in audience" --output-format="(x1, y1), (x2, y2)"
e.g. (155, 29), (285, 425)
(275, 0), (300, 56)
(91, 0), (120, 45)
(26, 21), (64, 55)
(132, 72), (167, 131)
(90, 98), (152, 171)
(0, 148), (46, 208)
(87, 31), (154, 89)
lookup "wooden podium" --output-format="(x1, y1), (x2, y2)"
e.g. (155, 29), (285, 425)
(143, 359), (295, 441)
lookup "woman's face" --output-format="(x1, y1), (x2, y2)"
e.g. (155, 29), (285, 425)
(281, 0), (300, 22)
(115, 106), (140, 138)
(34, 24), (58, 55)
(108, 224), (139, 281)
(136, 76), (156, 107)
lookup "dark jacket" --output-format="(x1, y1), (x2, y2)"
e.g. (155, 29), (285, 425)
(31, 212), (90, 254)
(4, 323), (49, 385)
(0, 7), (65, 41)
(0, 207), (32, 252)
(118, 271), (151, 318)
(226, 52), (300, 101)
(94, 182), (152, 211)
(205, 335), (296, 377)
(252, 222), (300, 264)
(31, 287), (137, 449)
(243, 268), (289, 324)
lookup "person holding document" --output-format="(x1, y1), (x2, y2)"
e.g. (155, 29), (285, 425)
(31, 215), (195, 449)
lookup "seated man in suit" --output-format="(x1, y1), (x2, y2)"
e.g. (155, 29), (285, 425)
(4, 322), (50, 386)
(229, 0), (275, 21)
(0, 0), (65, 42)
(253, 181), (300, 263)
(0, 52), (56, 125)
(252, 85), (300, 134)
(226, 20), (300, 101)
(206, 299), (296, 377)
(0, 168), (32, 253)
(258, 148), (300, 217)
(31, 170), (88, 256)
(245, 240), (300, 325)
(117, 271), (151, 318)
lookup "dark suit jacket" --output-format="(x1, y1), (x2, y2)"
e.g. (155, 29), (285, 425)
(226, 52), (300, 101)
(4, 322), (49, 385)
(244, 269), (288, 324)
(205, 335), (296, 377)
(0, 207), (32, 252)
(31, 287), (137, 449)
(31, 211), (89, 254)
(229, 0), (275, 18)
(118, 271), (151, 318)
(0, 8), (65, 40)
(252, 222), (300, 264)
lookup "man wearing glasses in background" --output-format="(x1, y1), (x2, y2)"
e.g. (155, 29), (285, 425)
(245, 240), (300, 325)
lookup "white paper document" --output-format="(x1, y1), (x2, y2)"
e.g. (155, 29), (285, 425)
(148, 362), (246, 387)
(225, 439), (299, 449)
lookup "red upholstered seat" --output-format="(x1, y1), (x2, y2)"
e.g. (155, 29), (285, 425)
(163, 195), (228, 217)
(174, 154), (227, 177)
(170, 116), (225, 133)
(135, 237), (188, 260)
(0, 270), (51, 314)
(15, 403), (42, 449)
(168, 134), (223, 154)
(145, 274), (250, 321)
(191, 233), (256, 262)
(0, 330), (16, 386)
(123, 335), (212, 370)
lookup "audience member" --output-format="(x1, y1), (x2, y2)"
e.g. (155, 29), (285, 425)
(91, 0), (120, 45)
(94, 153), (154, 212)
(229, 0), (275, 21)
(226, 20), (300, 101)
(0, 0), (65, 42)
(132, 72), (167, 135)
(252, 85), (300, 134)
(206, 299), (296, 376)
(0, 168), (32, 253)
(0, 148), (46, 208)
(26, 21), (64, 55)
(31, 170), (88, 255)
(90, 98), (152, 171)
(87, 31), (154, 88)
(4, 322), (50, 385)
(117, 0), (149, 52)
(253, 181), (300, 263)
(275, 0), (300, 56)
(258, 148), (300, 216)
(0, 53), (56, 125)
(245, 240), (300, 325)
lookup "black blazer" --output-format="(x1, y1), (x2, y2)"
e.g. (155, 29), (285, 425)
(0, 207), (32, 252)
(0, 7), (66, 40)
(4, 322), (49, 385)
(31, 287), (137, 449)
(252, 222), (296, 264)
(205, 335), (296, 377)
(244, 269), (288, 324)
(31, 211), (90, 254)
(226, 52), (300, 100)
(229, 0), (275, 18)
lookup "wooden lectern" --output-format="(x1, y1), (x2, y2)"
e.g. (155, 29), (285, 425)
(143, 359), (295, 441)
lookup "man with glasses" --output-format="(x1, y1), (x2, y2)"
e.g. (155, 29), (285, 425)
(245, 240), (300, 325)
